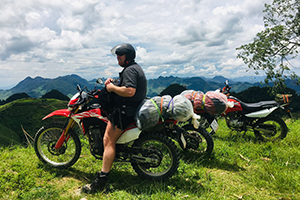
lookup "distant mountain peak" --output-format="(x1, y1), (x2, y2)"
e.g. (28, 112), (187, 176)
(211, 76), (234, 84)
(24, 76), (33, 80)
(213, 75), (226, 79)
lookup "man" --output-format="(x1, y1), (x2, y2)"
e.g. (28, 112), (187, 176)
(82, 43), (147, 193)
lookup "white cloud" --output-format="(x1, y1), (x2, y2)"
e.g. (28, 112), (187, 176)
(0, 0), (278, 88)
(145, 66), (161, 74)
(57, 17), (84, 31)
(178, 65), (196, 75)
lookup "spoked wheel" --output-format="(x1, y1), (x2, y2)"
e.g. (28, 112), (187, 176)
(254, 116), (288, 141)
(183, 125), (214, 156)
(131, 132), (180, 181)
(34, 122), (81, 169)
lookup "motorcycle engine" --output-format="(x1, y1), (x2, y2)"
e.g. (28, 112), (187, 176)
(225, 112), (244, 130)
(88, 125), (104, 158)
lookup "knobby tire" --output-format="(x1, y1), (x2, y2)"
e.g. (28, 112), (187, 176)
(34, 122), (81, 169)
(254, 116), (288, 141)
(183, 124), (214, 156)
(131, 132), (180, 181)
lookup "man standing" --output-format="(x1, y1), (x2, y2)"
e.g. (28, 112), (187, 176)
(82, 43), (147, 193)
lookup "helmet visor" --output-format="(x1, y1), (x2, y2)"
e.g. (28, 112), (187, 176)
(110, 44), (122, 57)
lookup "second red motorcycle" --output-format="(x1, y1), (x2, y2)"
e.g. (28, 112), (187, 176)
(221, 80), (292, 141)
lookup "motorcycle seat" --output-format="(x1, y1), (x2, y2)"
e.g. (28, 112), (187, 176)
(240, 100), (279, 112)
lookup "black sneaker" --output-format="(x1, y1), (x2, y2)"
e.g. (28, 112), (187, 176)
(82, 172), (109, 194)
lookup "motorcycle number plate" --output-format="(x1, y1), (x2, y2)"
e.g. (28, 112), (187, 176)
(210, 119), (219, 132)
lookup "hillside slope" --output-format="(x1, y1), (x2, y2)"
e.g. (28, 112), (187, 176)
(0, 98), (67, 146)
(0, 124), (21, 146)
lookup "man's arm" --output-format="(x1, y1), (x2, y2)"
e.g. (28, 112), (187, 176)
(106, 83), (136, 97)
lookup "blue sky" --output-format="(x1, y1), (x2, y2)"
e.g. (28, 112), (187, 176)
(2, 0), (298, 88)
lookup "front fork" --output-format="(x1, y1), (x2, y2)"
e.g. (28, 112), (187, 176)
(173, 125), (187, 149)
(54, 118), (76, 150)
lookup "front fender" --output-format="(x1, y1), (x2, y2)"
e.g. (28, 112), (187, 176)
(43, 109), (71, 120)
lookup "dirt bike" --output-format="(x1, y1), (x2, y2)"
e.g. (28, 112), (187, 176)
(34, 79), (181, 181)
(220, 80), (292, 141)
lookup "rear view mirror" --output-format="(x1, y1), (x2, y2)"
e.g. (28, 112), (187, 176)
(97, 78), (103, 84)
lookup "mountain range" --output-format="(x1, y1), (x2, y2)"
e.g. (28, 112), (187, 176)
(0, 74), (299, 100)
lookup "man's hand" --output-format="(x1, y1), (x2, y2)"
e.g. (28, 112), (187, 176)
(106, 82), (115, 93)
(105, 78), (114, 86)
(104, 78), (135, 97)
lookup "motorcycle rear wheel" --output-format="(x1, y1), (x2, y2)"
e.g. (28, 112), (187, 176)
(254, 116), (288, 141)
(34, 122), (81, 169)
(131, 132), (180, 181)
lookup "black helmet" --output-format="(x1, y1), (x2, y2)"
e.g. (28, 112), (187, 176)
(111, 43), (136, 61)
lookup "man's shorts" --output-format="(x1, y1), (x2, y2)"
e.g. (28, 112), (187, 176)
(109, 108), (134, 130)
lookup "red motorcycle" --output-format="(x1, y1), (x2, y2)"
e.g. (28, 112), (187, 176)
(221, 80), (292, 141)
(34, 79), (181, 181)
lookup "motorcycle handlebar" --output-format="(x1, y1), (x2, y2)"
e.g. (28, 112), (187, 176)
(72, 80), (103, 107)
(222, 80), (232, 95)
(88, 89), (100, 97)
(74, 89), (100, 107)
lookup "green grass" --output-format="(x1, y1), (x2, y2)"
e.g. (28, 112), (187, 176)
(0, 118), (300, 199)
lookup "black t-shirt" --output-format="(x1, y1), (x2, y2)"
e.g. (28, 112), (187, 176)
(114, 62), (147, 116)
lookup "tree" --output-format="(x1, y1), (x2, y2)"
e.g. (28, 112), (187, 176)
(5, 93), (30, 103)
(236, 0), (300, 93)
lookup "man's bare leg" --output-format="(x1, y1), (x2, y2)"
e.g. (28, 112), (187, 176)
(82, 120), (123, 193)
(101, 120), (123, 173)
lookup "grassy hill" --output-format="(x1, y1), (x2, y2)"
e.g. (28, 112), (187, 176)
(0, 124), (21, 145)
(0, 98), (67, 146)
(0, 118), (299, 199)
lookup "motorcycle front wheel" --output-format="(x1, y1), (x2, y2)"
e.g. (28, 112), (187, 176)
(34, 122), (81, 169)
(182, 125), (214, 156)
(253, 116), (288, 141)
(131, 132), (180, 181)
